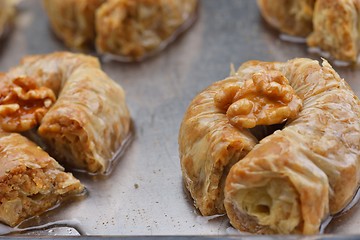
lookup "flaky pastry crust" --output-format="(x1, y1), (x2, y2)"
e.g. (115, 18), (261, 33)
(179, 78), (258, 215)
(3, 52), (131, 173)
(0, 51), (131, 226)
(179, 58), (360, 234)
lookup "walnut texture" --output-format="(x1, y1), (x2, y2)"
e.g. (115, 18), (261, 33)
(0, 76), (56, 132)
(214, 71), (303, 129)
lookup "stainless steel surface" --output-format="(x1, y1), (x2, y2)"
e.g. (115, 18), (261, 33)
(1, 0), (360, 236)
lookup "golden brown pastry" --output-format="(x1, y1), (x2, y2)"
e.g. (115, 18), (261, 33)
(0, 0), (15, 38)
(307, 0), (360, 62)
(43, 0), (198, 61)
(179, 58), (360, 234)
(257, 0), (315, 37)
(95, 0), (198, 60)
(2, 52), (131, 173)
(257, 0), (360, 62)
(43, 0), (105, 50)
(0, 130), (84, 227)
(179, 79), (258, 216)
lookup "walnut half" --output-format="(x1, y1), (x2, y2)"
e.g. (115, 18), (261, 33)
(0, 76), (56, 132)
(214, 70), (302, 129)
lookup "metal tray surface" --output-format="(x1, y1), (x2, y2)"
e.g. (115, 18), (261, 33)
(1, 0), (360, 237)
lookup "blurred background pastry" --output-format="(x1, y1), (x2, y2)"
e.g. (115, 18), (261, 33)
(43, 0), (198, 61)
(42, 0), (105, 50)
(0, 0), (16, 38)
(257, 0), (360, 62)
(257, 0), (315, 37)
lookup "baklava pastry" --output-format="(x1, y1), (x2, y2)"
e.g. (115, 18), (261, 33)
(43, 0), (105, 50)
(257, 0), (315, 37)
(179, 58), (360, 234)
(3, 52), (131, 173)
(307, 0), (360, 62)
(257, 0), (360, 62)
(0, 0), (16, 38)
(42, 0), (198, 61)
(178, 79), (258, 215)
(0, 130), (84, 227)
(95, 0), (198, 60)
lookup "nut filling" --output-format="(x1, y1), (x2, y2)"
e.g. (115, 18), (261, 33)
(214, 70), (303, 129)
(0, 132), (84, 227)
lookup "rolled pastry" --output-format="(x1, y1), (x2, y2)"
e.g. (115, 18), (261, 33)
(178, 79), (258, 215)
(179, 58), (360, 234)
(257, 0), (315, 37)
(0, 0), (15, 38)
(0, 130), (84, 227)
(2, 52), (131, 173)
(43, 0), (105, 50)
(42, 0), (198, 60)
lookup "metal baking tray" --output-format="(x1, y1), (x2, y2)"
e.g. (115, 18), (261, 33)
(1, 0), (360, 238)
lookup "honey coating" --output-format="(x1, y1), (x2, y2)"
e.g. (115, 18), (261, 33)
(179, 58), (360, 234)
(0, 76), (56, 132)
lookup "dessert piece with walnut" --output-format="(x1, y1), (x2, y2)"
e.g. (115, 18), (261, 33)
(4, 52), (131, 173)
(0, 51), (131, 226)
(179, 58), (360, 234)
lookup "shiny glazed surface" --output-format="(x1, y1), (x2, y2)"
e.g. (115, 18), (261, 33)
(1, 0), (360, 236)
